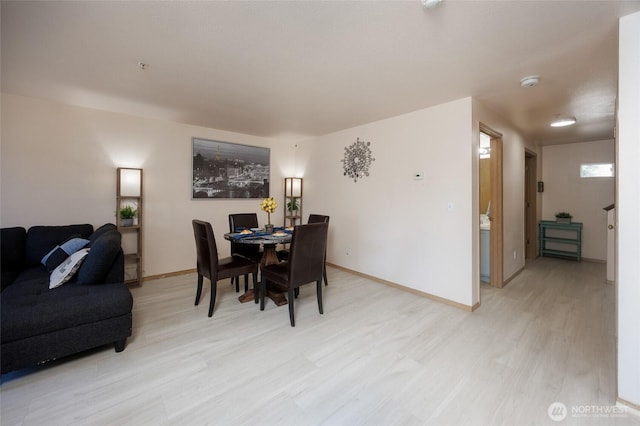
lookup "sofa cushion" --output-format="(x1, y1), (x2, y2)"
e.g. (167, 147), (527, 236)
(77, 231), (122, 285)
(88, 223), (117, 246)
(1, 227), (28, 290)
(25, 225), (93, 267)
(11, 264), (50, 285)
(1, 227), (27, 269)
(49, 248), (90, 289)
(0, 278), (133, 344)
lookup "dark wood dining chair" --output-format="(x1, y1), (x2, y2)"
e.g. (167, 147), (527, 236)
(260, 222), (329, 327)
(192, 219), (258, 317)
(277, 214), (330, 286)
(228, 213), (262, 292)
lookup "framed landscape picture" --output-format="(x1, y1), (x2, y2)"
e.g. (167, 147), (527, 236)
(192, 137), (270, 199)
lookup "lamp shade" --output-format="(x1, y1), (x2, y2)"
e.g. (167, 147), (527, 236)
(119, 168), (142, 197)
(285, 177), (302, 197)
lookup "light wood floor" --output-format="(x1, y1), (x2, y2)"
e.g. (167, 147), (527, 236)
(2, 257), (639, 425)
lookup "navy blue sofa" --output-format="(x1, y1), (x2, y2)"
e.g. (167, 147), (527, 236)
(1, 224), (133, 374)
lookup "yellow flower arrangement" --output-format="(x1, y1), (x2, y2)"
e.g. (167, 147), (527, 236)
(260, 197), (278, 225)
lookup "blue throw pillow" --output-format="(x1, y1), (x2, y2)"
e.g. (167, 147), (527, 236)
(41, 234), (78, 265)
(42, 236), (90, 272)
(76, 230), (122, 285)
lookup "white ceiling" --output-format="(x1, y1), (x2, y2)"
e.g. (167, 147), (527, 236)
(2, 1), (639, 144)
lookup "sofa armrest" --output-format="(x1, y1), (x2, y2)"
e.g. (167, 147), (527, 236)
(1, 227), (27, 290)
(103, 250), (125, 284)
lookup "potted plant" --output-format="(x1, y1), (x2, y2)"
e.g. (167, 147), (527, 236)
(286, 197), (300, 213)
(120, 205), (137, 227)
(555, 212), (572, 224)
(260, 197), (277, 234)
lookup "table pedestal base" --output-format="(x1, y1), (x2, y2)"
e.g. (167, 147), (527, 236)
(234, 242), (288, 307)
(238, 288), (287, 306)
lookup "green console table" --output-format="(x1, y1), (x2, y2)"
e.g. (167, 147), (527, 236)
(538, 220), (582, 262)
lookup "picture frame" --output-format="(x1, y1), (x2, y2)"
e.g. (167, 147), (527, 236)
(192, 137), (270, 199)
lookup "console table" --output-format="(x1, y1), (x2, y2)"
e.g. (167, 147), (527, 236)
(538, 220), (582, 261)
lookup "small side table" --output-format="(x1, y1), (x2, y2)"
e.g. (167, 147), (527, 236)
(538, 220), (582, 261)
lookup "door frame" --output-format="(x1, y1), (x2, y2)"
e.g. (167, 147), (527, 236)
(479, 123), (504, 288)
(524, 149), (538, 259)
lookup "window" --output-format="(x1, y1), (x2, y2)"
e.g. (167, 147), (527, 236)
(580, 163), (614, 178)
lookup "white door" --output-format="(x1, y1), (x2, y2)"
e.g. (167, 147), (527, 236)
(606, 207), (615, 284)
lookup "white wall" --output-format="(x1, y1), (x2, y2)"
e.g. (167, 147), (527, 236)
(617, 11), (640, 408)
(0, 93), (290, 277)
(541, 140), (614, 261)
(297, 98), (475, 307)
(0, 92), (537, 311)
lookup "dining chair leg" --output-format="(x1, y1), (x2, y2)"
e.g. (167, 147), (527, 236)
(323, 266), (329, 286)
(244, 274), (249, 293)
(316, 279), (323, 314)
(234, 276), (239, 293)
(253, 272), (259, 304)
(288, 287), (296, 327)
(208, 281), (218, 317)
(259, 277), (266, 311)
(195, 274), (203, 306)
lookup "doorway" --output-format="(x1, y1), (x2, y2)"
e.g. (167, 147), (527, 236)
(479, 124), (504, 288)
(524, 150), (538, 259)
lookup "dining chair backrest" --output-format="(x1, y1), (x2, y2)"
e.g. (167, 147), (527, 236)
(229, 213), (259, 232)
(308, 214), (330, 224)
(288, 222), (329, 287)
(192, 219), (219, 281)
(229, 213), (261, 260)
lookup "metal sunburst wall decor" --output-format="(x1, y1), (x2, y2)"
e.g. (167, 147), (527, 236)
(341, 137), (375, 182)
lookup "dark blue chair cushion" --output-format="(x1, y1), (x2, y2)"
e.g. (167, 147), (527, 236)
(77, 230), (122, 285)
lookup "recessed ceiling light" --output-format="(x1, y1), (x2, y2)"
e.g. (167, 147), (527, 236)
(550, 116), (577, 127)
(422, 0), (443, 9)
(520, 76), (540, 88)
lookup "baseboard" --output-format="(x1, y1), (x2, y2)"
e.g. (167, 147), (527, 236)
(145, 264), (480, 312)
(143, 268), (196, 282)
(327, 263), (477, 312)
(582, 257), (606, 264)
(617, 398), (640, 418)
(502, 266), (525, 288)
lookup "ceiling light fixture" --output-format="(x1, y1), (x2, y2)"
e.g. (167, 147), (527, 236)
(422, 0), (443, 9)
(550, 115), (577, 127)
(137, 61), (148, 70)
(520, 75), (540, 88)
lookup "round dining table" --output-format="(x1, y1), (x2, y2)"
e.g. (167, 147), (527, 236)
(224, 230), (292, 306)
